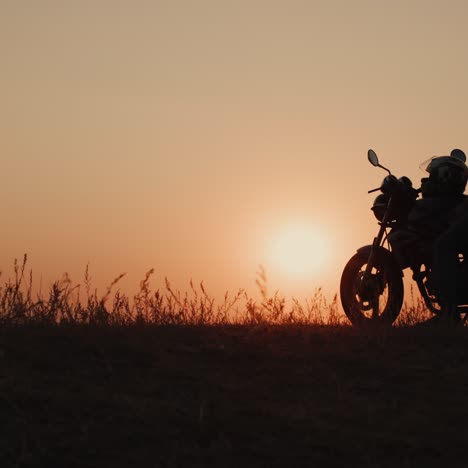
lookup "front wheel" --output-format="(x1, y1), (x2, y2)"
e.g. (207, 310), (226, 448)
(340, 248), (404, 327)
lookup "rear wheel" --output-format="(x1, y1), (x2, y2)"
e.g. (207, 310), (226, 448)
(340, 249), (404, 326)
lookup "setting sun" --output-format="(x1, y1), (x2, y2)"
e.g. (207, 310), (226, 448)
(268, 222), (331, 280)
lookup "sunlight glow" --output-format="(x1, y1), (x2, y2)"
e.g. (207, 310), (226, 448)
(268, 222), (331, 279)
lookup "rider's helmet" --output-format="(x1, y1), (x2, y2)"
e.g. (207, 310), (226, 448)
(420, 149), (468, 196)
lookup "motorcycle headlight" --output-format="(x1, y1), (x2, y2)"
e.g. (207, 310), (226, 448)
(371, 194), (389, 221)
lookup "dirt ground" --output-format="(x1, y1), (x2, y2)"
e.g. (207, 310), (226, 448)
(0, 324), (467, 467)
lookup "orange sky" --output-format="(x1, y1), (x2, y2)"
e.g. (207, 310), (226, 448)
(2, 1), (468, 301)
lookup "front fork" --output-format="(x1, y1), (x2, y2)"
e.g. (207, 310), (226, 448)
(362, 197), (393, 317)
(364, 196), (393, 277)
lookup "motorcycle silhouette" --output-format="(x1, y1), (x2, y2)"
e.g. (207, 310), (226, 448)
(340, 149), (468, 326)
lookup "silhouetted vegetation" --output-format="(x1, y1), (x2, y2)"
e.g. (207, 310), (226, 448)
(0, 256), (430, 327)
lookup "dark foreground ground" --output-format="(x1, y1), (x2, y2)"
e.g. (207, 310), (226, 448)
(1, 324), (468, 468)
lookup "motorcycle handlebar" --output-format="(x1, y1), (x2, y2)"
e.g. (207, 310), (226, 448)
(368, 185), (421, 195)
(368, 187), (381, 193)
(368, 176), (421, 195)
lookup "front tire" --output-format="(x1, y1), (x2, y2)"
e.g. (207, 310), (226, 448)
(340, 248), (404, 327)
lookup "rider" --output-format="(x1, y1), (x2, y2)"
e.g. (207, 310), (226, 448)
(419, 149), (468, 321)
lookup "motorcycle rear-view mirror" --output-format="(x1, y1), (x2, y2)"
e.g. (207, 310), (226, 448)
(367, 149), (392, 175)
(451, 148), (466, 162)
(368, 149), (379, 166)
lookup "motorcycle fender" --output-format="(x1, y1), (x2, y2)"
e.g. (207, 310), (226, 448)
(356, 245), (404, 277)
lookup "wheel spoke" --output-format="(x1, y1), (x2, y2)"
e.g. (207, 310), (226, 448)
(341, 250), (403, 326)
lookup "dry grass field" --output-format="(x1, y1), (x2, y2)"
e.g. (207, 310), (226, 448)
(2, 324), (468, 467)
(1, 257), (467, 467)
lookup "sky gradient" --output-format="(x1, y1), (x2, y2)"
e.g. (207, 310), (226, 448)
(2, 0), (468, 300)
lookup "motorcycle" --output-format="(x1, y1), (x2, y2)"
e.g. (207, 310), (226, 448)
(340, 149), (468, 326)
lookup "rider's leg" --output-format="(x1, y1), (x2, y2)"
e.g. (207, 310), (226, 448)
(432, 198), (468, 318)
(433, 232), (460, 318)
